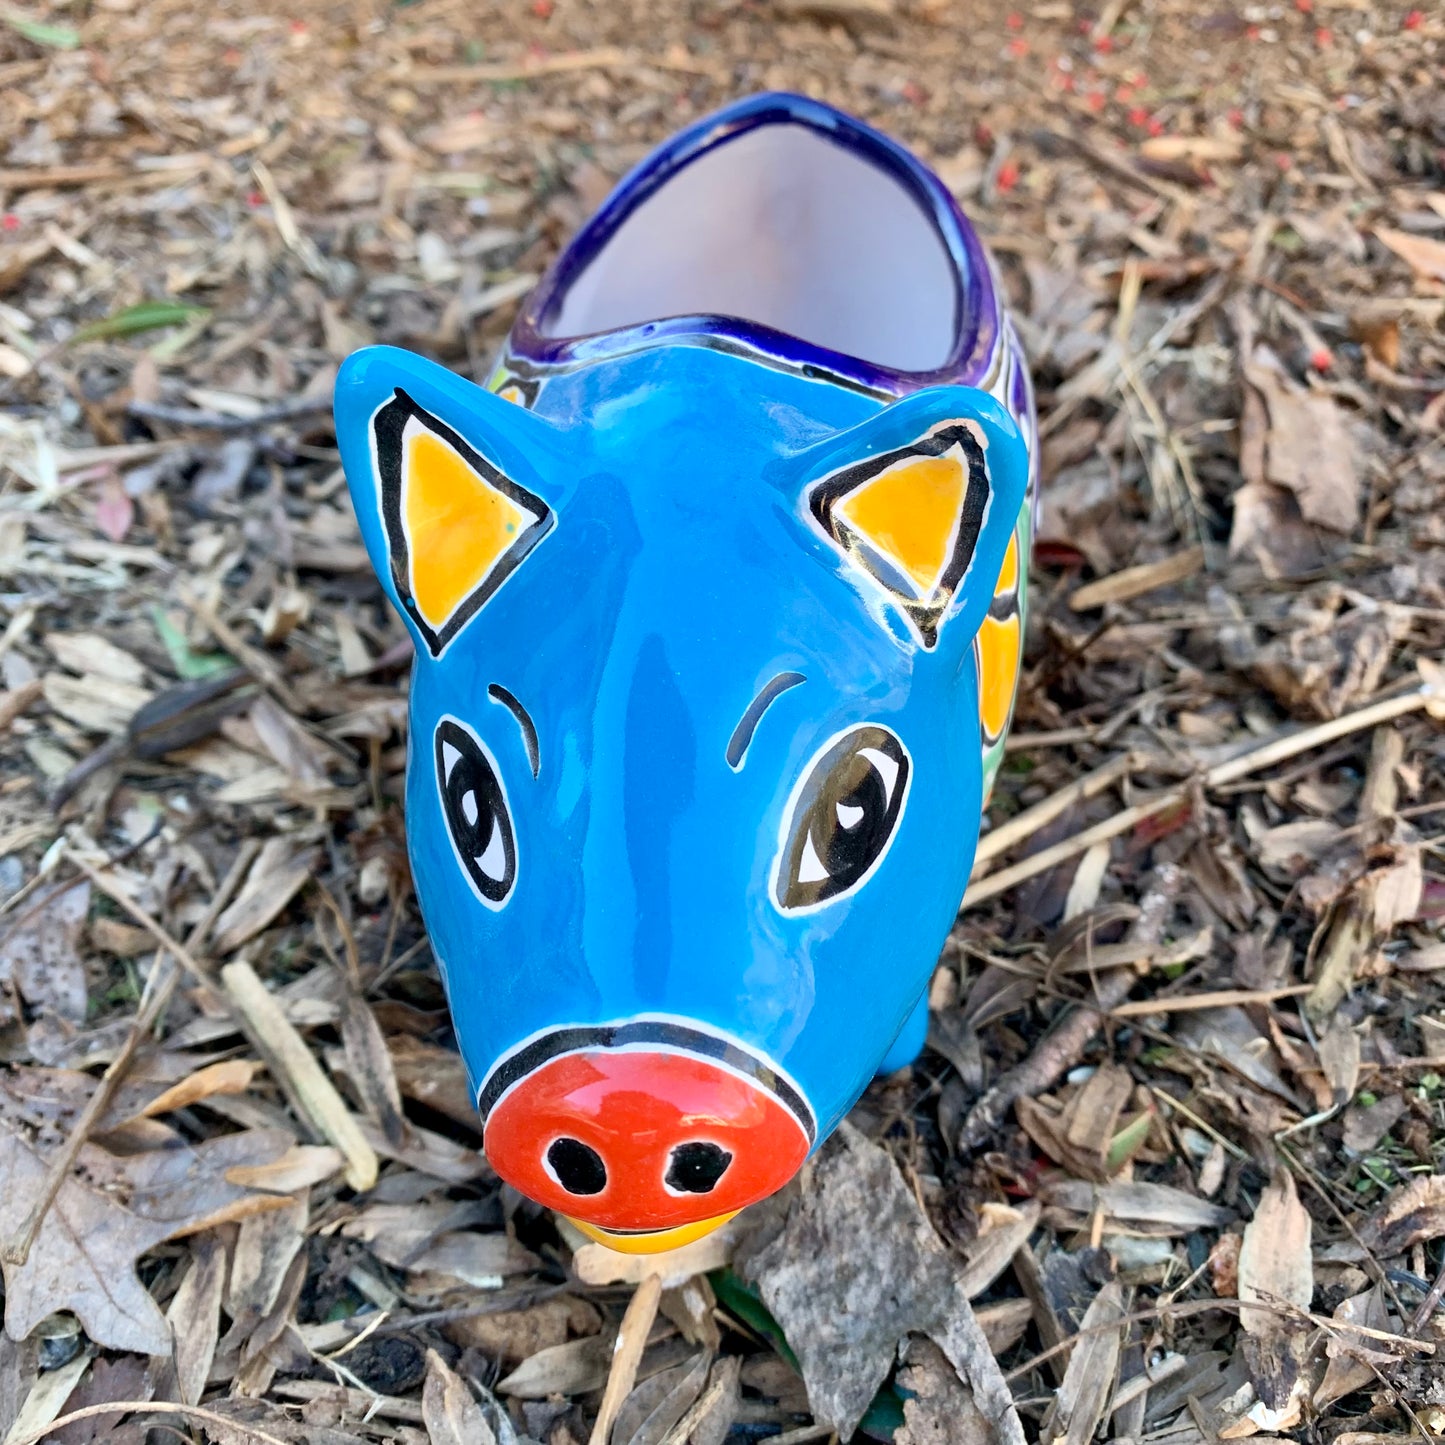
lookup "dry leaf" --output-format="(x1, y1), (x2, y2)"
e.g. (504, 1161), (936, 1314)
(422, 1348), (496, 1445)
(1314, 1286), (1391, 1408)
(740, 1124), (1024, 1444)
(211, 839), (319, 953)
(1360, 1173), (1445, 1256)
(1239, 1173), (1312, 1335)
(1039, 1179), (1231, 1231)
(1040, 1280), (1125, 1445)
(1374, 226), (1445, 283)
(1237, 1172), (1313, 1411)
(138, 1058), (260, 1118)
(1368, 847), (1423, 931)
(0, 1121), (176, 1353)
(1243, 351), (1360, 535)
(612, 1350), (709, 1445)
(168, 1232), (225, 1406)
(0, 879), (90, 1028)
(43, 632), (147, 685)
(42, 673), (154, 735)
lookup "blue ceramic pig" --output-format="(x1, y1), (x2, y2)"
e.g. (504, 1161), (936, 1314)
(335, 93), (1037, 1252)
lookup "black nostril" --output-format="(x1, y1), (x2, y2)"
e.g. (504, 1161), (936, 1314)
(546, 1137), (607, 1195)
(666, 1141), (733, 1194)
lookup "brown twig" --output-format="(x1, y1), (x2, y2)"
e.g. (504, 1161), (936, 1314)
(7, 1401), (292, 1445)
(2, 952), (181, 1267)
(959, 866), (1182, 1152)
(1, 838), (258, 1266)
(966, 674), (1443, 908)
(127, 395), (333, 432)
(588, 1273), (663, 1445)
(67, 852), (218, 989)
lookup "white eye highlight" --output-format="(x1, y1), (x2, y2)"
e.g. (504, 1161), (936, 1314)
(477, 826), (507, 881)
(798, 833), (829, 884)
(836, 802), (865, 829)
(858, 746), (899, 801)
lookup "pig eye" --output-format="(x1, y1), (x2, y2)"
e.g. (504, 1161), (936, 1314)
(436, 719), (516, 906)
(776, 726), (910, 911)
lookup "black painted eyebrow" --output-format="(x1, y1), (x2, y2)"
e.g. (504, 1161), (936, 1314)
(488, 684), (539, 778)
(727, 672), (806, 770)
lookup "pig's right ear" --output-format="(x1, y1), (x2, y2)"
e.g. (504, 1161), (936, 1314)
(334, 346), (570, 659)
(790, 385), (1029, 653)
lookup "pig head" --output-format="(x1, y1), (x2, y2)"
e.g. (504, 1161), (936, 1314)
(335, 341), (1028, 1248)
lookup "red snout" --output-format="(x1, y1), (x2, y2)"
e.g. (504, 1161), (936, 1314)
(483, 1049), (810, 1232)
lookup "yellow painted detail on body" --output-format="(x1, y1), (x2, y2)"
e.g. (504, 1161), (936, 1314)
(836, 454), (964, 595)
(404, 427), (525, 629)
(567, 1211), (739, 1254)
(977, 611), (1021, 743)
(996, 531), (1019, 595)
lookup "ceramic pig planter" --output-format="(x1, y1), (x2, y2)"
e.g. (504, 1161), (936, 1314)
(336, 93), (1037, 1253)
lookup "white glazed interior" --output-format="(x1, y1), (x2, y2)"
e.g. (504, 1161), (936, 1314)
(545, 124), (958, 372)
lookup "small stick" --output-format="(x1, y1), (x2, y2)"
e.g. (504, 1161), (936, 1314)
(67, 853), (217, 989)
(976, 752), (1140, 867)
(589, 1273), (663, 1445)
(2, 951), (180, 1267)
(221, 959), (379, 1192)
(185, 836), (262, 953)
(179, 587), (304, 715)
(6, 1400), (292, 1445)
(2, 840), (260, 1266)
(966, 678), (1440, 907)
(127, 396), (332, 433)
(1108, 983), (1313, 1018)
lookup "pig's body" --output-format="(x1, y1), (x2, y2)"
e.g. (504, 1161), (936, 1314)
(336, 93), (1036, 1252)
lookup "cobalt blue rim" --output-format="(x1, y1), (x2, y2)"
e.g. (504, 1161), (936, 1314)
(506, 91), (1002, 397)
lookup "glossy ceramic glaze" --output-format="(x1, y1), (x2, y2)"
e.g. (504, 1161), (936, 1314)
(335, 92), (1037, 1252)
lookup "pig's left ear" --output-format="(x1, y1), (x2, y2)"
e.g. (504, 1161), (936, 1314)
(795, 386), (1029, 652)
(334, 346), (570, 659)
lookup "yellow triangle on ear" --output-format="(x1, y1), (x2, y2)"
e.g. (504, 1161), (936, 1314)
(404, 428), (532, 630)
(835, 454), (966, 595)
(808, 422), (991, 649)
(373, 390), (553, 656)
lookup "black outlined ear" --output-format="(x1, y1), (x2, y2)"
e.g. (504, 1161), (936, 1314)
(799, 387), (1029, 650)
(371, 389), (553, 658)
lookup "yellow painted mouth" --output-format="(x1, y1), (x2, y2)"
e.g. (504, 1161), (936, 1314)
(567, 1211), (739, 1255)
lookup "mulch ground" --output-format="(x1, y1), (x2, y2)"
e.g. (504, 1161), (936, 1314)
(2, 0), (1445, 1442)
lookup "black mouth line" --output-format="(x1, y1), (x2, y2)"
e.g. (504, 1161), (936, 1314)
(477, 1019), (817, 1144)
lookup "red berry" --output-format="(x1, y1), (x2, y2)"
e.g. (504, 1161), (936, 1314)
(1146, 116), (1165, 136)
(246, 189), (265, 208)
(1006, 10), (1023, 28)
(1087, 91), (1107, 113)
(996, 160), (1020, 192)
(1094, 33), (1114, 51)
(1115, 83), (1134, 102)
(1007, 36), (1028, 56)
(1128, 105), (1149, 126)
(1404, 7), (1423, 26)
(531, 0), (552, 15)
(0, 214), (18, 232)
(1227, 107), (1245, 128)
(288, 18), (306, 33)
(1295, 0), (1312, 11)
(1246, 22), (1260, 38)
(1309, 347), (1334, 371)
(1315, 25), (1332, 44)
